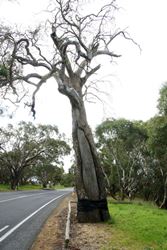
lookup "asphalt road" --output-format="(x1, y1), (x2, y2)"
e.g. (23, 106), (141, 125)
(0, 189), (72, 250)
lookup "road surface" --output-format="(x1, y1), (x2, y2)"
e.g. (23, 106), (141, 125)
(0, 189), (72, 250)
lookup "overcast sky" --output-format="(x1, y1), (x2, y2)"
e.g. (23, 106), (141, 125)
(0, 0), (167, 137)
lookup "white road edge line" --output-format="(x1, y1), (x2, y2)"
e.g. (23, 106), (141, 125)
(0, 193), (65, 243)
(0, 225), (9, 233)
(0, 192), (50, 203)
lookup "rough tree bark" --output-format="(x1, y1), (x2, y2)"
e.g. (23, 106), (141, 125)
(55, 73), (110, 222)
(10, 174), (20, 190)
(72, 103), (110, 222)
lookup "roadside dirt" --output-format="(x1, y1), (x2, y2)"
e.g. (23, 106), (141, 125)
(31, 192), (111, 250)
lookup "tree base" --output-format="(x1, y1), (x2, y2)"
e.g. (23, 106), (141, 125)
(77, 198), (110, 223)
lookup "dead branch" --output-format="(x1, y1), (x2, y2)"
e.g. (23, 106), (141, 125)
(0, 0), (139, 116)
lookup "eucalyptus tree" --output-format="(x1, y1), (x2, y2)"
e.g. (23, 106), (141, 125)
(61, 164), (75, 187)
(0, 122), (70, 190)
(96, 118), (148, 200)
(35, 163), (64, 188)
(34, 139), (68, 188)
(0, 164), (10, 184)
(157, 82), (167, 115)
(143, 83), (167, 208)
(146, 116), (167, 208)
(0, 0), (136, 221)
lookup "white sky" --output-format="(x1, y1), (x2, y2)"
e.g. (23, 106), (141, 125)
(0, 0), (167, 138)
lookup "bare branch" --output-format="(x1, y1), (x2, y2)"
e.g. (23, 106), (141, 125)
(82, 64), (101, 85)
(19, 73), (42, 86)
(75, 59), (87, 77)
(107, 30), (141, 51)
(94, 50), (121, 58)
(30, 70), (56, 118)
(0, 0), (139, 119)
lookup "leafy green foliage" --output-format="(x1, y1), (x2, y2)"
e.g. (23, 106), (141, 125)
(146, 116), (167, 208)
(0, 64), (8, 78)
(147, 116), (167, 157)
(35, 164), (64, 188)
(0, 122), (70, 190)
(96, 118), (148, 200)
(157, 82), (167, 115)
(61, 165), (75, 187)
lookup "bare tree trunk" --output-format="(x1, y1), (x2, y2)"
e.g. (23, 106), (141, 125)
(71, 100), (110, 222)
(160, 176), (167, 209)
(55, 66), (110, 222)
(11, 174), (19, 190)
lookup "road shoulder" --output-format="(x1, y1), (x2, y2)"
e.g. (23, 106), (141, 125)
(31, 193), (111, 250)
(30, 195), (71, 250)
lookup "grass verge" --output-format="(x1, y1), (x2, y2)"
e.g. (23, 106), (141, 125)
(103, 199), (167, 250)
(0, 184), (11, 191)
(0, 184), (65, 191)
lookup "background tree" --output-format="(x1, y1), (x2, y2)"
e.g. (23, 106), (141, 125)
(96, 118), (148, 200)
(144, 83), (167, 208)
(146, 116), (167, 208)
(0, 164), (10, 184)
(61, 164), (75, 187)
(94, 82), (167, 208)
(0, 0), (136, 221)
(157, 82), (167, 115)
(34, 149), (66, 188)
(0, 122), (70, 190)
(34, 163), (64, 188)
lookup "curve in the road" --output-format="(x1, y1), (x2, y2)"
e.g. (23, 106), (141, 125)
(0, 193), (65, 243)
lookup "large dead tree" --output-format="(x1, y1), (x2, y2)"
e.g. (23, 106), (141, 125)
(0, 0), (133, 222)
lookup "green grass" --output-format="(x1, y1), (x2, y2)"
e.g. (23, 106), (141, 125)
(0, 184), (11, 191)
(103, 199), (167, 250)
(0, 184), (43, 191)
(0, 184), (65, 191)
(18, 184), (42, 190)
(54, 184), (65, 189)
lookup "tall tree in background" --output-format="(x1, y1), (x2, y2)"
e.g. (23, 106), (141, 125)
(0, 0), (134, 222)
(146, 116), (167, 208)
(0, 122), (70, 190)
(96, 118), (148, 200)
(146, 84), (167, 208)
(157, 82), (167, 116)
